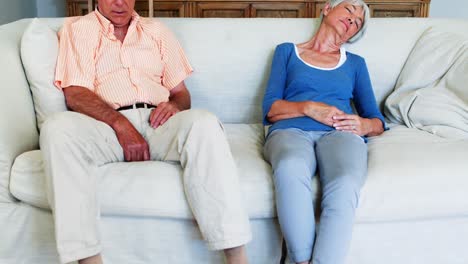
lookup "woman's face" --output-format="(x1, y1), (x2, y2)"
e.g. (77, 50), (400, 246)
(323, 2), (365, 42)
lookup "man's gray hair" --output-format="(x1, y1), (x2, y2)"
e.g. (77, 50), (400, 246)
(320, 0), (370, 43)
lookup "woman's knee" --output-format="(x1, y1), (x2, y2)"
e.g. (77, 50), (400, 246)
(265, 129), (313, 163)
(273, 155), (314, 187)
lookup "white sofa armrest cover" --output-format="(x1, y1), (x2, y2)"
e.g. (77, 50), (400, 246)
(0, 20), (40, 202)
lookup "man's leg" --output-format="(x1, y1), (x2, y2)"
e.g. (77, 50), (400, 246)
(224, 246), (248, 264)
(78, 254), (103, 264)
(40, 111), (124, 264)
(144, 109), (252, 262)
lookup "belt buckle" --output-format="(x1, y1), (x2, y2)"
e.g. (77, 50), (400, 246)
(132, 103), (149, 109)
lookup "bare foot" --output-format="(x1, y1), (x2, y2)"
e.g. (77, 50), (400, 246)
(224, 245), (248, 264)
(78, 254), (103, 264)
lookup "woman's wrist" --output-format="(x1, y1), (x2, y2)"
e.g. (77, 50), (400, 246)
(301, 101), (314, 117)
(365, 118), (384, 137)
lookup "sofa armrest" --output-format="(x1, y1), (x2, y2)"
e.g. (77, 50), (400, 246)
(0, 19), (40, 203)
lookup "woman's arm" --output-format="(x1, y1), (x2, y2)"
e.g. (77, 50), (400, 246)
(268, 100), (344, 127)
(346, 57), (386, 136)
(262, 44), (288, 125)
(266, 100), (307, 122)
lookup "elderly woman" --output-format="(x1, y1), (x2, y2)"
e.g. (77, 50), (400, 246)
(262, 0), (385, 263)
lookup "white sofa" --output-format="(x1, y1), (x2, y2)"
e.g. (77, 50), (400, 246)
(1, 17), (468, 264)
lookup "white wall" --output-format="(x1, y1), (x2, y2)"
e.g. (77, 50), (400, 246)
(0, 0), (37, 25)
(430, 0), (468, 19)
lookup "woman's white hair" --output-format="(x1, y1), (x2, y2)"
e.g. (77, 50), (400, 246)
(320, 0), (370, 43)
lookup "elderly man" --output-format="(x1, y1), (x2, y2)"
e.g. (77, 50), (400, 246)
(40, 0), (251, 263)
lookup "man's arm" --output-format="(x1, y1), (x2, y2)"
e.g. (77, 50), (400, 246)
(63, 86), (150, 162)
(149, 81), (190, 128)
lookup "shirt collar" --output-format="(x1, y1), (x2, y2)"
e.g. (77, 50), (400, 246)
(94, 8), (140, 39)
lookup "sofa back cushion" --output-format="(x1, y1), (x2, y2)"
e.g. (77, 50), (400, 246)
(20, 18), (67, 130)
(22, 18), (468, 125)
(159, 18), (468, 123)
(162, 18), (413, 123)
(384, 27), (468, 139)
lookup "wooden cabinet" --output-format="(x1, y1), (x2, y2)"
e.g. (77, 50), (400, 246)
(195, 2), (250, 18)
(137, 1), (187, 17)
(251, 3), (308, 18)
(369, 3), (427, 17)
(67, 0), (93, 16)
(67, 0), (430, 18)
(313, 1), (430, 18)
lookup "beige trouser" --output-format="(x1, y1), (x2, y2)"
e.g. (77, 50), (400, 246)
(40, 108), (251, 264)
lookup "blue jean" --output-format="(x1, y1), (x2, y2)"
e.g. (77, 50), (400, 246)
(264, 128), (367, 264)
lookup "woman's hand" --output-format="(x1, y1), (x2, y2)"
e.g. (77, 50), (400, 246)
(332, 114), (368, 135)
(304, 102), (345, 127)
(332, 114), (384, 136)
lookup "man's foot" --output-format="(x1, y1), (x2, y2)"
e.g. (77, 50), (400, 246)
(78, 254), (103, 264)
(224, 245), (248, 264)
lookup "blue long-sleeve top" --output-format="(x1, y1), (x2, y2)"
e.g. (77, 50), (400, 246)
(262, 43), (385, 136)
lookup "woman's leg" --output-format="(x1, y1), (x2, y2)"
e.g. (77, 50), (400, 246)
(312, 131), (367, 264)
(264, 129), (319, 263)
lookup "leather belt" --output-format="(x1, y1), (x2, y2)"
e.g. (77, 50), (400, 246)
(116, 103), (157, 111)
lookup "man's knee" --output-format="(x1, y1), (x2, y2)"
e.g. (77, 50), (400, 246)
(41, 111), (78, 137)
(181, 109), (222, 131)
(40, 111), (95, 143)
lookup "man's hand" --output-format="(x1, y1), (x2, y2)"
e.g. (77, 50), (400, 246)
(63, 86), (150, 162)
(304, 102), (345, 127)
(149, 102), (181, 128)
(149, 81), (191, 128)
(113, 119), (150, 161)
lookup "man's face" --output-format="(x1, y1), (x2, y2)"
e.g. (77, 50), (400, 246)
(98, 0), (136, 27)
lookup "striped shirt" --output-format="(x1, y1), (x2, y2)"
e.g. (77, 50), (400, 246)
(55, 10), (193, 109)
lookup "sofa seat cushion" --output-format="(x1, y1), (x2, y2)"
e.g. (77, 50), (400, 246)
(9, 124), (275, 219)
(10, 123), (468, 222)
(357, 125), (468, 222)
